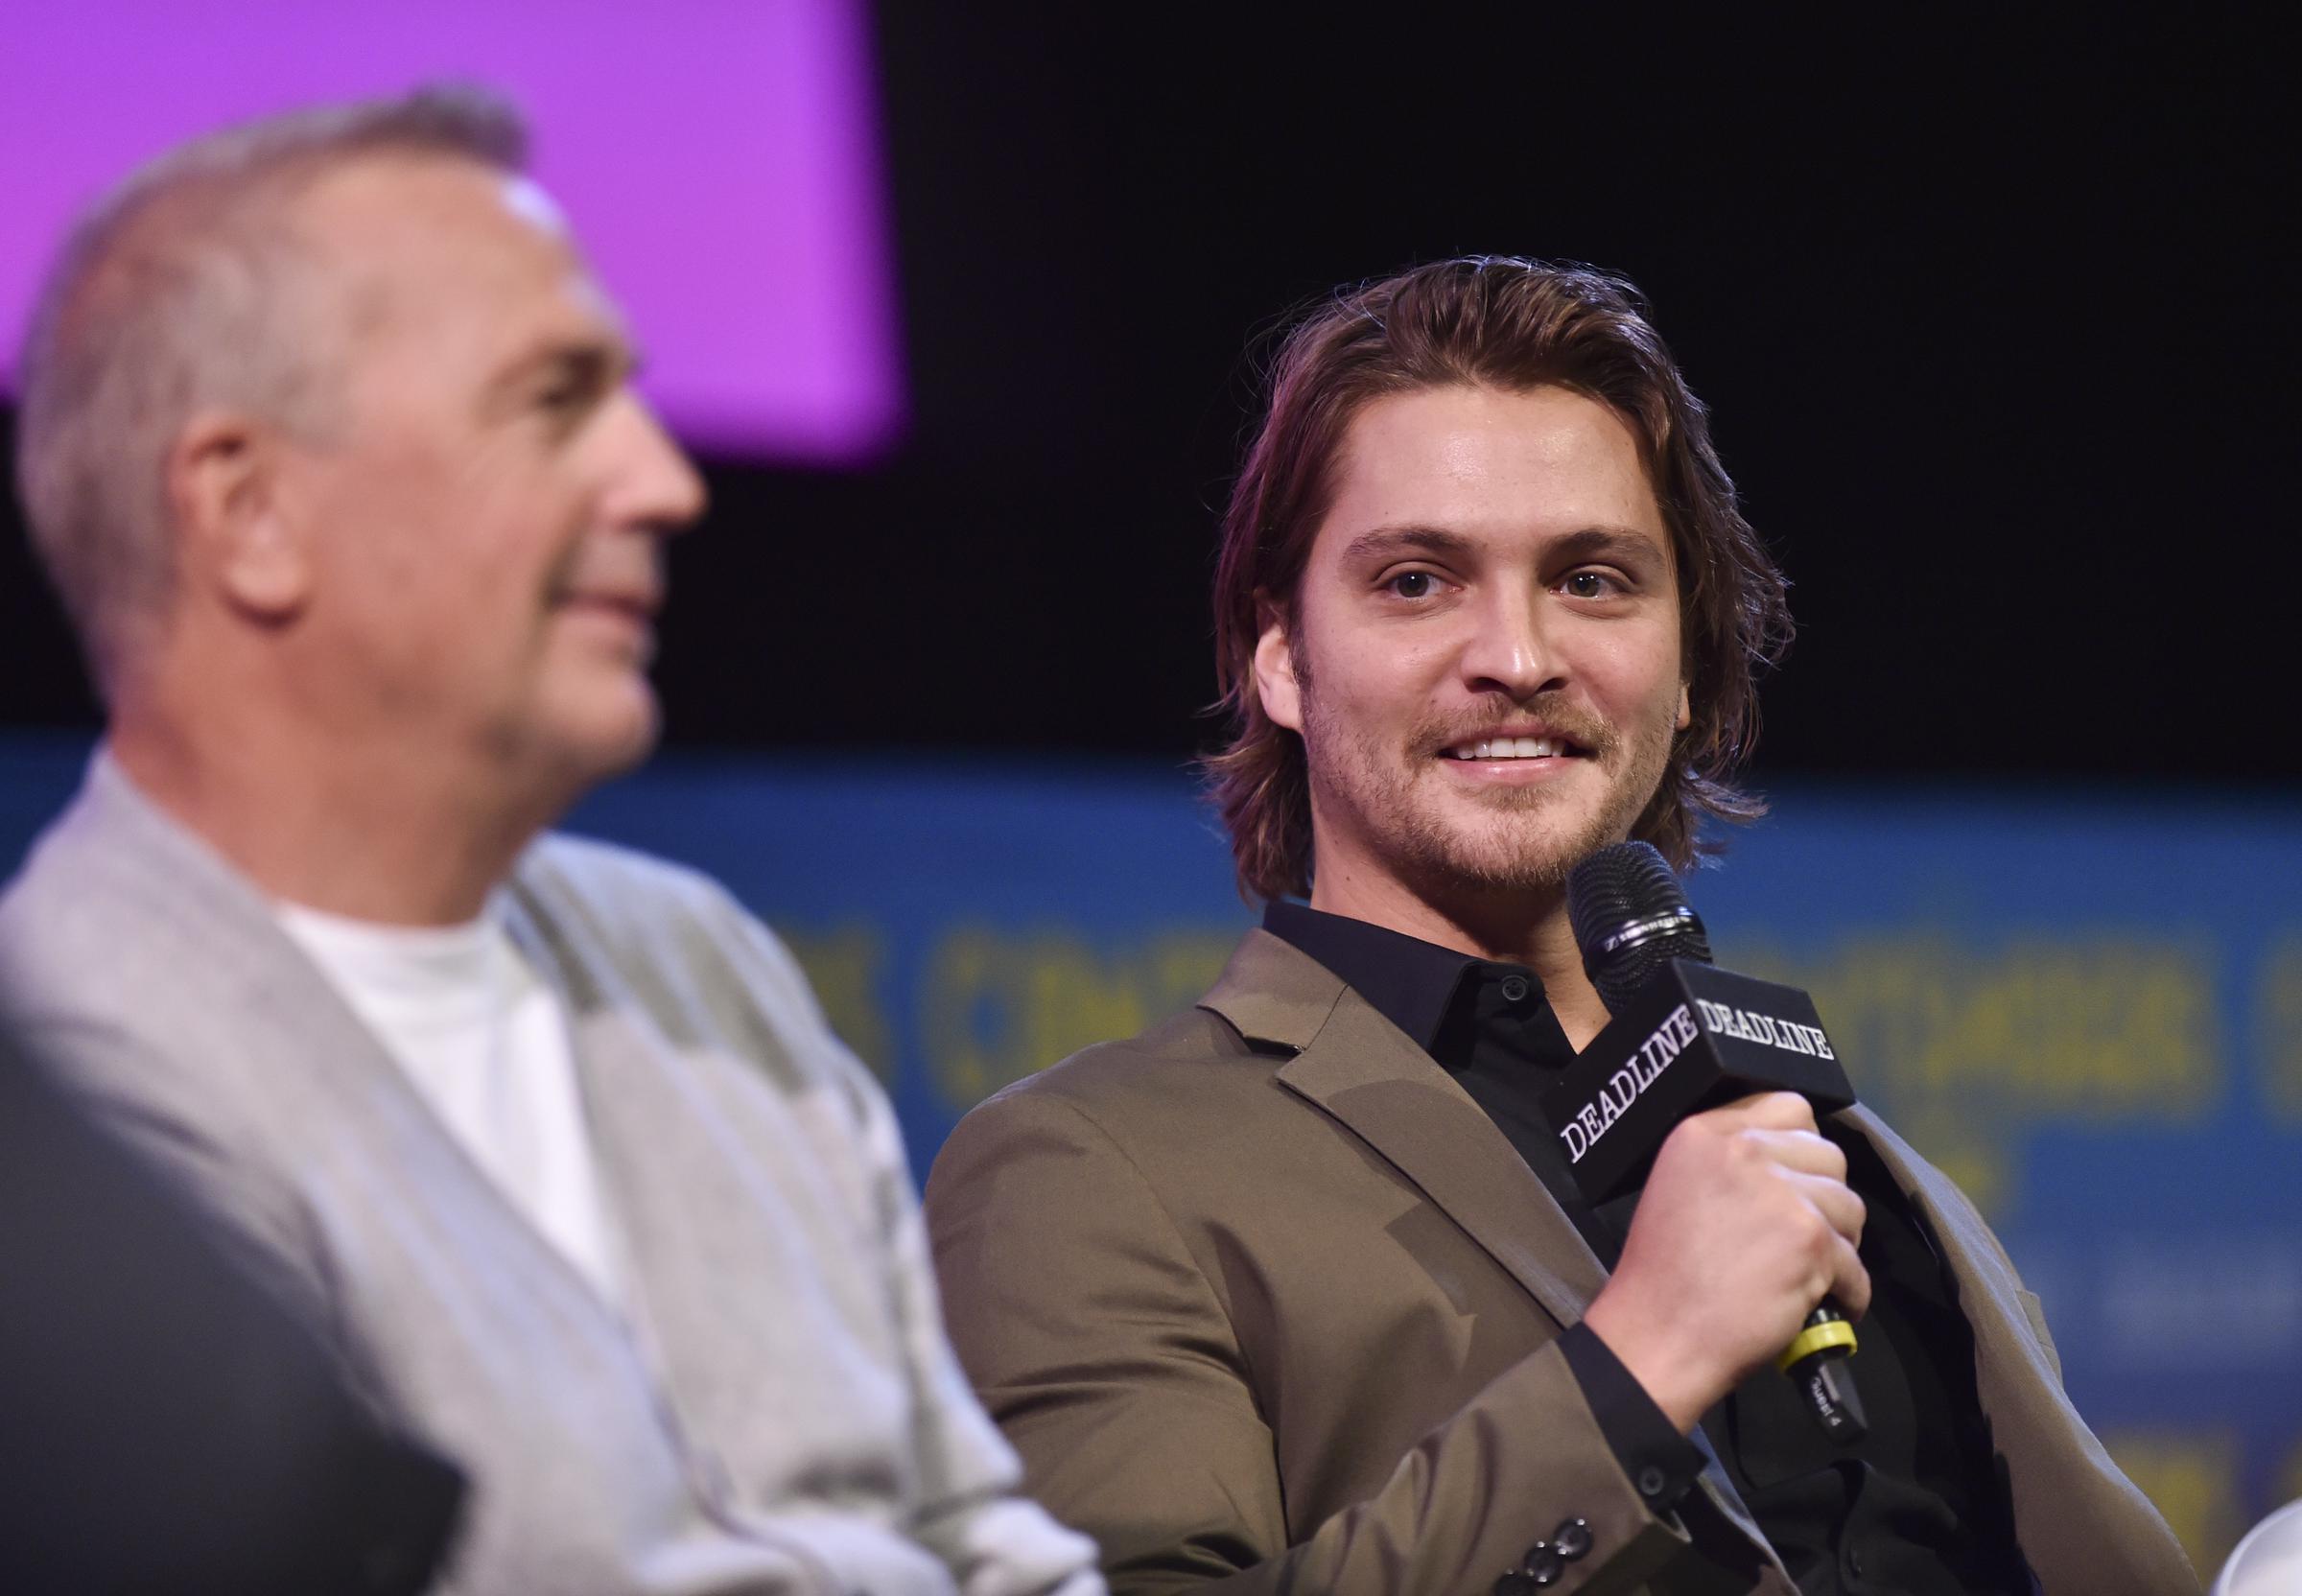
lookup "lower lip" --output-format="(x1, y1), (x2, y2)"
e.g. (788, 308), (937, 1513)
(1436, 754), (1586, 786)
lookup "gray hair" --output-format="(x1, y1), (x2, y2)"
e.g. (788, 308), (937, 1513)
(12, 84), (529, 695)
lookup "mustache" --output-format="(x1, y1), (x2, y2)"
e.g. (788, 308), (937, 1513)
(1417, 694), (1621, 759)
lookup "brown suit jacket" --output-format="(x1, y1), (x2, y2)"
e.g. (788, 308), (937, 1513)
(925, 930), (2198, 1596)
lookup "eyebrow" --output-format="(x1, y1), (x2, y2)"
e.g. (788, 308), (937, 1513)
(1543, 524), (1672, 566)
(1335, 525), (1480, 567)
(482, 334), (640, 408)
(1336, 522), (1668, 567)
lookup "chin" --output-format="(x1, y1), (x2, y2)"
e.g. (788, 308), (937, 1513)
(587, 703), (663, 778)
(1424, 842), (1580, 899)
(1410, 808), (1625, 898)
(535, 686), (662, 789)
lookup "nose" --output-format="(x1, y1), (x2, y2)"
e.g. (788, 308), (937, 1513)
(1457, 581), (1564, 701)
(599, 390), (709, 536)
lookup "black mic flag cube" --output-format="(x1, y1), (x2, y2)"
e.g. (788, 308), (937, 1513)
(1542, 961), (1856, 1204)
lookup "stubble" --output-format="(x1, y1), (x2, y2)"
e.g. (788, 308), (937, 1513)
(1299, 668), (1680, 904)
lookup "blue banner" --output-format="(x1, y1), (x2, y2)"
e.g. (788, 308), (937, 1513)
(5, 735), (2295, 1570)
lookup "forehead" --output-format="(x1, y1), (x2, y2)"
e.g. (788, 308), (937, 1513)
(1317, 384), (1665, 554)
(288, 153), (624, 364)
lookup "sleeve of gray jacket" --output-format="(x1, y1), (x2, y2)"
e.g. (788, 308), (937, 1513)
(710, 895), (1106, 1596)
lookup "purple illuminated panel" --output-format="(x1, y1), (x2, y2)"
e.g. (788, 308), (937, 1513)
(0, 0), (902, 463)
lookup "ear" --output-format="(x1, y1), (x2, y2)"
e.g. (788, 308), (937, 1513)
(167, 411), (312, 622)
(1251, 597), (1304, 734)
(1676, 679), (1692, 732)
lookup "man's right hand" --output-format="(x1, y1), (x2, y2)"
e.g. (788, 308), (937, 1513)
(1580, 1091), (1870, 1434)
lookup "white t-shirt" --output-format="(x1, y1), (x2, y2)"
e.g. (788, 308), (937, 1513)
(275, 901), (621, 1301)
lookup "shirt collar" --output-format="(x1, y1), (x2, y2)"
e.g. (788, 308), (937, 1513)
(1261, 899), (1544, 1053)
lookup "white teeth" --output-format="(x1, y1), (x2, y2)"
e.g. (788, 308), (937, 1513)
(1457, 738), (1562, 760)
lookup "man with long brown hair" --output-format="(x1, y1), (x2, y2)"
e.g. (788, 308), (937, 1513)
(926, 258), (2194, 1594)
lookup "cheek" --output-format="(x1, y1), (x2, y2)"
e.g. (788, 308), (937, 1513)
(439, 484), (584, 609)
(1302, 617), (1454, 715)
(313, 445), (471, 587)
(1582, 624), (1685, 719)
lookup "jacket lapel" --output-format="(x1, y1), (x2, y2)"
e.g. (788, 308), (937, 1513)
(55, 757), (597, 1286)
(1202, 928), (1791, 1568)
(1304, 1032), (1619, 1339)
(1837, 1106), (2198, 1590)
(1837, 1104), (2070, 1444)
(1202, 930), (1611, 1339)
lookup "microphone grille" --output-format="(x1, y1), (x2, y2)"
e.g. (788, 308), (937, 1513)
(1567, 841), (1713, 1012)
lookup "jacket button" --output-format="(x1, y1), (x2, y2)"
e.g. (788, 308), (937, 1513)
(1637, 1464), (1668, 1497)
(1553, 1516), (1593, 1560)
(1504, 1546), (1563, 1588)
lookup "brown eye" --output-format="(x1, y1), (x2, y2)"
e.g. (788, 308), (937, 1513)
(1387, 571), (1436, 598)
(1563, 571), (1616, 598)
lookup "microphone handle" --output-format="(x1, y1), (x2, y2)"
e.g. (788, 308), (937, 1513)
(1779, 1302), (1867, 1441)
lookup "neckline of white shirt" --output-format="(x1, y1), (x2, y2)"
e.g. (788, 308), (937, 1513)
(273, 899), (525, 1027)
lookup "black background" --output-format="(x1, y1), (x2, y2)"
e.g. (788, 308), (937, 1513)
(4, 10), (2292, 788)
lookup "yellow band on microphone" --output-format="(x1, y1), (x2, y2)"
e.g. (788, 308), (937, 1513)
(1776, 1318), (1858, 1372)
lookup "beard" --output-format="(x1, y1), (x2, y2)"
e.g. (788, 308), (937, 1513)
(1297, 675), (1680, 905)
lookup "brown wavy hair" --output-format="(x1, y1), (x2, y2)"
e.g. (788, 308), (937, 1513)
(1203, 257), (1793, 902)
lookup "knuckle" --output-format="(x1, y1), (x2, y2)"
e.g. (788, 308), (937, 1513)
(1799, 1207), (1835, 1252)
(1661, 1117), (1709, 1160)
(1845, 1264), (1876, 1314)
(1770, 1091), (1817, 1127)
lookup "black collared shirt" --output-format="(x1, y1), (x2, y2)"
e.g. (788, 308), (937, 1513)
(1264, 901), (2032, 1596)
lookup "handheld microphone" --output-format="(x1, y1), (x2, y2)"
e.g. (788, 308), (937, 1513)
(1543, 841), (1868, 1443)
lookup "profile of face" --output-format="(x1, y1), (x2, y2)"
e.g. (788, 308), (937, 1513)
(1254, 384), (1690, 909)
(252, 154), (706, 791)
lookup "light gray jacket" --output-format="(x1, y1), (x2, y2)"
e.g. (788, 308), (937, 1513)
(0, 758), (1097, 1596)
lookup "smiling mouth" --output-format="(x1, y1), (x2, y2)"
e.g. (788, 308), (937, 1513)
(1440, 735), (1589, 761)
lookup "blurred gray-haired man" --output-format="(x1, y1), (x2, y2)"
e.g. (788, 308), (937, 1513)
(0, 86), (1100, 1596)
